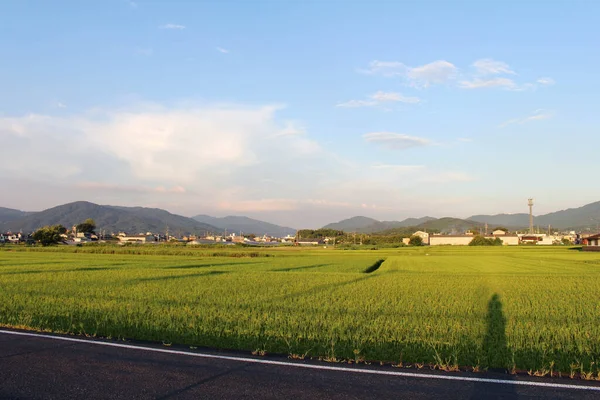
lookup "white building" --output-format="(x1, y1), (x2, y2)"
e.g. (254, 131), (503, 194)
(118, 234), (156, 244)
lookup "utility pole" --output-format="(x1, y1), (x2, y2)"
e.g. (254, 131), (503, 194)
(528, 199), (534, 235)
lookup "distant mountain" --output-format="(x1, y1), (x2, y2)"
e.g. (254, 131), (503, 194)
(396, 216), (437, 227)
(192, 215), (296, 237)
(323, 216), (437, 234)
(468, 213), (529, 228)
(323, 216), (382, 233)
(0, 207), (31, 225)
(415, 217), (482, 233)
(1, 201), (218, 234)
(469, 201), (600, 230)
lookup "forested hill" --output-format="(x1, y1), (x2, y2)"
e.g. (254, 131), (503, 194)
(469, 200), (600, 230)
(322, 216), (436, 233)
(192, 215), (296, 237)
(0, 201), (218, 235)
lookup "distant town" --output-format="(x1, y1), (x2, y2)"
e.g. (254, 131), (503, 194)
(1, 199), (599, 249)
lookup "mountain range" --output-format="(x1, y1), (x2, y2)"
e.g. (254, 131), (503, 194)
(2, 200), (599, 236)
(323, 216), (482, 234)
(323, 216), (437, 233)
(468, 201), (600, 231)
(323, 200), (600, 233)
(0, 202), (295, 236)
(192, 215), (296, 237)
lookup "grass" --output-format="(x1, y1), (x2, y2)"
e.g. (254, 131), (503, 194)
(1, 245), (600, 377)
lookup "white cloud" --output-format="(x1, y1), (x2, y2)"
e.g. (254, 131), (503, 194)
(361, 60), (457, 88)
(0, 102), (339, 220)
(420, 172), (476, 183)
(128, 1), (138, 8)
(160, 24), (185, 30)
(370, 91), (421, 103)
(499, 109), (553, 128)
(337, 91), (420, 108)
(361, 58), (552, 92)
(336, 99), (378, 108)
(56, 102), (67, 109)
(135, 47), (153, 56)
(77, 182), (186, 194)
(216, 47), (229, 54)
(458, 77), (518, 89)
(472, 58), (516, 75)
(537, 77), (555, 86)
(274, 121), (306, 137)
(457, 137), (473, 142)
(371, 164), (425, 172)
(406, 60), (458, 88)
(363, 132), (433, 149)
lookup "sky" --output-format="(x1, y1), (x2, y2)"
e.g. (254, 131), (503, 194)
(1, 0), (599, 228)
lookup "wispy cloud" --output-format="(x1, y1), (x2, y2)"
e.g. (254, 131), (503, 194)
(128, 1), (138, 8)
(135, 47), (153, 56)
(420, 172), (476, 183)
(216, 47), (229, 54)
(457, 137), (473, 142)
(537, 77), (555, 86)
(274, 121), (306, 137)
(360, 58), (553, 92)
(337, 91), (420, 108)
(370, 91), (420, 103)
(77, 182), (186, 194)
(371, 164), (425, 172)
(336, 99), (378, 108)
(472, 58), (516, 75)
(360, 60), (458, 88)
(160, 23), (185, 30)
(458, 77), (518, 89)
(56, 102), (67, 109)
(363, 132), (433, 150)
(499, 109), (553, 128)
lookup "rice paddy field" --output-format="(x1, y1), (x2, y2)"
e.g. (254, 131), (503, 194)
(2, 245), (600, 377)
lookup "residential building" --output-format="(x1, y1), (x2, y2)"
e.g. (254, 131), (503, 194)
(118, 234), (156, 244)
(586, 233), (600, 247)
(412, 231), (430, 245)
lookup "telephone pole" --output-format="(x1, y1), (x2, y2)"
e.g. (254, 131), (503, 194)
(528, 199), (534, 234)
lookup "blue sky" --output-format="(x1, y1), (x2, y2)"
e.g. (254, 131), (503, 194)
(1, 0), (599, 228)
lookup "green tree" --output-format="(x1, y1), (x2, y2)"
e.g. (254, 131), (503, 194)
(76, 218), (96, 234)
(32, 225), (67, 246)
(469, 235), (503, 246)
(409, 235), (424, 246)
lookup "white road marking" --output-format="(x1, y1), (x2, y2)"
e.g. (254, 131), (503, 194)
(1, 329), (599, 392)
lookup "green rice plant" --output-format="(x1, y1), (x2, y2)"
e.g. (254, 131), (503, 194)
(1, 246), (600, 375)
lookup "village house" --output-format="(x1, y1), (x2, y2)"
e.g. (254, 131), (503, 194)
(1, 232), (23, 243)
(586, 233), (600, 247)
(296, 238), (324, 245)
(117, 234), (156, 244)
(412, 231), (430, 245)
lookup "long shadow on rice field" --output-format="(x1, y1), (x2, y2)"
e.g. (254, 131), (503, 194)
(471, 294), (517, 399)
(267, 274), (378, 303)
(161, 262), (263, 270)
(483, 294), (510, 371)
(1, 267), (121, 275)
(133, 270), (228, 283)
(272, 264), (329, 272)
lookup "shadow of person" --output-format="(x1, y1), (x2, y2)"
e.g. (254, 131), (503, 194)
(471, 294), (518, 399)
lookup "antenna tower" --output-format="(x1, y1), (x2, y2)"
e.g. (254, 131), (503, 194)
(528, 198), (534, 234)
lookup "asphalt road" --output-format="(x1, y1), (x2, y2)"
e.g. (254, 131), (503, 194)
(1, 330), (599, 399)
